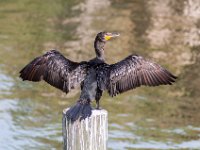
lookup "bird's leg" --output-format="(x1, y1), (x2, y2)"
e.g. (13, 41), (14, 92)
(80, 81), (84, 90)
(95, 88), (102, 110)
(96, 99), (100, 109)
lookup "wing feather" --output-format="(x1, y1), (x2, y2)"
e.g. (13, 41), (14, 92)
(98, 54), (177, 97)
(19, 50), (88, 93)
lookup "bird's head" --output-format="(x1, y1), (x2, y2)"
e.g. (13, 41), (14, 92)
(96, 32), (120, 42)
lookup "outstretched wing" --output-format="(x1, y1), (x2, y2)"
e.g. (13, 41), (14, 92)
(19, 50), (88, 93)
(98, 54), (177, 97)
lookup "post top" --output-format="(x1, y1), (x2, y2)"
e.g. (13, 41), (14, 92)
(63, 108), (108, 116)
(91, 109), (108, 116)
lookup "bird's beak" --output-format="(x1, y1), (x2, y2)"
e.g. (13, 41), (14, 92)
(105, 32), (120, 41)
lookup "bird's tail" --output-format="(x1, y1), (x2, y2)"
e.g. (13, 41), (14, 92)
(66, 100), (92, 122)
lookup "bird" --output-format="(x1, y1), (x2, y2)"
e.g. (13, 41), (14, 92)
(19, 31), (177, 122)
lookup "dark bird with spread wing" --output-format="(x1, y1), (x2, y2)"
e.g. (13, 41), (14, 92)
(19, 32), (177, 122)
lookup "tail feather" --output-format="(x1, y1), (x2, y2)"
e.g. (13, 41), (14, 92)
(66, 102), (92, 122)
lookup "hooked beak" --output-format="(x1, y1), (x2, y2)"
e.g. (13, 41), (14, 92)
(104, 32), (120, 41)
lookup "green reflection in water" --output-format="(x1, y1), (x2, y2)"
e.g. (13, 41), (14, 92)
(0, 0), (200, 150)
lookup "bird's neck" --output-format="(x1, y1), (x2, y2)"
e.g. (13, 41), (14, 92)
(94, 38), (105, 61)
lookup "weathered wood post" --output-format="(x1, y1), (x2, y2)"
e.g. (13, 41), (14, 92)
(62, 109), (108, 150)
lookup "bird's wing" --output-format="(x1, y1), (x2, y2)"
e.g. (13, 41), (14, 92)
(98, 54), (177, 97)
(19, 50), (88, 93)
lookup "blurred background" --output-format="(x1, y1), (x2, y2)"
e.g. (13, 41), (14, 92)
(0, 0), (200, 149)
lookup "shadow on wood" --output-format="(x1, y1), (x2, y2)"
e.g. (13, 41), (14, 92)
(62, 108), (108, 150)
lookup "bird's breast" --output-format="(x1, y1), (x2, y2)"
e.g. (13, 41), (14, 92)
(80, 68), (98, 101)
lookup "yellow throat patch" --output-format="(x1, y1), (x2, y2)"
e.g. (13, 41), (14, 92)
(105, 35), (112, 41)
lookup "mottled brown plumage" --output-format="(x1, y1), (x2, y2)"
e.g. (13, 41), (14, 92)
(19, 32), (177, 122)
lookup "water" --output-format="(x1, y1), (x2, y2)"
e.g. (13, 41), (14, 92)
(0, 0), (200, 149)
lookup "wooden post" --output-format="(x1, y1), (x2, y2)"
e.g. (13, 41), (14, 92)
(62, 109), (108, 150)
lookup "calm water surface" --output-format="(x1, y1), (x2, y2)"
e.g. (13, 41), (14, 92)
(0, 0), (200, 149)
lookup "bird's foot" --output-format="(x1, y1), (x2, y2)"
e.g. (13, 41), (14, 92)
(95, 107), (102, 110)
(95, 105), (102, 110)
(95, 101), (101, 110)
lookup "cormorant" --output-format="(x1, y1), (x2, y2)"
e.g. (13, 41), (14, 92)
(19, 32), (177, 122)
